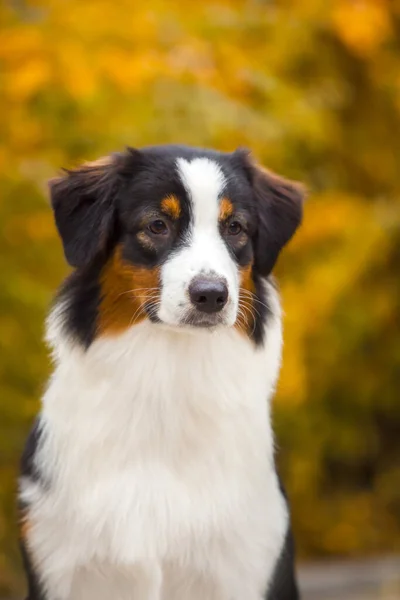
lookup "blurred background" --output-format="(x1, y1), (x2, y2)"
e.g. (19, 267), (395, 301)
(1, 0), (400, 597)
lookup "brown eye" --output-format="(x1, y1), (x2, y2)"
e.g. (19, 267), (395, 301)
(149, 220), (168, 235)
(228, 221), (242, 236)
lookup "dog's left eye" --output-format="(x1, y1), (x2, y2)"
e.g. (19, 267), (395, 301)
(149, 220), (169, 235)
(228, 221), (242, 236)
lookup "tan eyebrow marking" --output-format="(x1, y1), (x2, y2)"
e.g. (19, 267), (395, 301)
(219, 197), (234, 221)
(161, 195), (181, 219)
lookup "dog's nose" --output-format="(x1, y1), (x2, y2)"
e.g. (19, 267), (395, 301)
(189, 277), (228, 313)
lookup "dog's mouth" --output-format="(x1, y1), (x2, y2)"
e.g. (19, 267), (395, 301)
(145, 302), (234, 330)
(179, 309), (226, 329)
(148, 308), (226, 329)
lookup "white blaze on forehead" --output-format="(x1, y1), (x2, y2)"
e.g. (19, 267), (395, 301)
(158, 156), (237, 327)
(176, 158), (226, 229)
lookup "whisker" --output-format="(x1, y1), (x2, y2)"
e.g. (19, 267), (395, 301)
(128, 304), (146, 326)
(238, 292), (263, 313)
(239, 300), (256, 329)
(238, 298), (261, 320)
(236, 307), (249, 331)
(239, 289), (270, 311)
(116, 287), (159, 299)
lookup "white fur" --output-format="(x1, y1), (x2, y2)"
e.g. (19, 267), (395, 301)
(158, 158), (238, 327)
(20, 282), (287, 600)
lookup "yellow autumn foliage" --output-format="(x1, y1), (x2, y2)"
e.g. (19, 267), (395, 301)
(0, 0), (399, 595)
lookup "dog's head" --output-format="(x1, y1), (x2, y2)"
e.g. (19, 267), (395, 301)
(50, 146), (304, 346)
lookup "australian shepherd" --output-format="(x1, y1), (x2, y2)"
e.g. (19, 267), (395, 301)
(19, 145), (304, 600)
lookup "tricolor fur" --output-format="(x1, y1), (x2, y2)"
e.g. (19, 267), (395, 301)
(19, 145), (304, 600)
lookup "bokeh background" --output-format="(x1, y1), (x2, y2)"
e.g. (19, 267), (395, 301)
(1, 0), (400, 596)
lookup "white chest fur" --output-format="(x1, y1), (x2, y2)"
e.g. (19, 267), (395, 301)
(21, 289), (288, 600)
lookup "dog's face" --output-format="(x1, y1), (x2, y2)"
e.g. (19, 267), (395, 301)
(50, 145), (304, 346)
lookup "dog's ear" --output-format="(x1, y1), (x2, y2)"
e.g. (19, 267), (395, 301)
(235, 150), (305, 276)
(49, 156), (120, 268)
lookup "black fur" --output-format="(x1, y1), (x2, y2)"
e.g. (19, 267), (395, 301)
(20, 418), (44, 484)
(54, 260), (103, 348)
(238, 150), (304, 276)
(50, 160), (119, 269)
(20, 539), (45, 600)
(266, 478), (300, 599)
(267, 528), (299, 599)
(252, 273), (272, 346)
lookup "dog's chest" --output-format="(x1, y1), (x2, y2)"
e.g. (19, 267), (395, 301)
(48, 407), (272, 566)
(29, 324), (286, 597)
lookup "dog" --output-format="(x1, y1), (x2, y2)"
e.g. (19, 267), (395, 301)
(19, 144), (304, 600)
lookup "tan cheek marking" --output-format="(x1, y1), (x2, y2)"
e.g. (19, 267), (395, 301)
(161, 195), (181, 219)
(98, 246), (160, 335)
(219, 197), (234, 221)
(236, 263), (256, 338)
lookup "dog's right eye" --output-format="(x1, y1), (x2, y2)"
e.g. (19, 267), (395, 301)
(148, 220), (168, 235)
(228, 221), (242, 236)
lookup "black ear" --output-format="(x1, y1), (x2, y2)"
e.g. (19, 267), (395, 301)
(237, 150), (305, 276)
(49, 156), (119, 268)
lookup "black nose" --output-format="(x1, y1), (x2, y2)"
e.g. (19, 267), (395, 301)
(189, 277), (228, 313)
